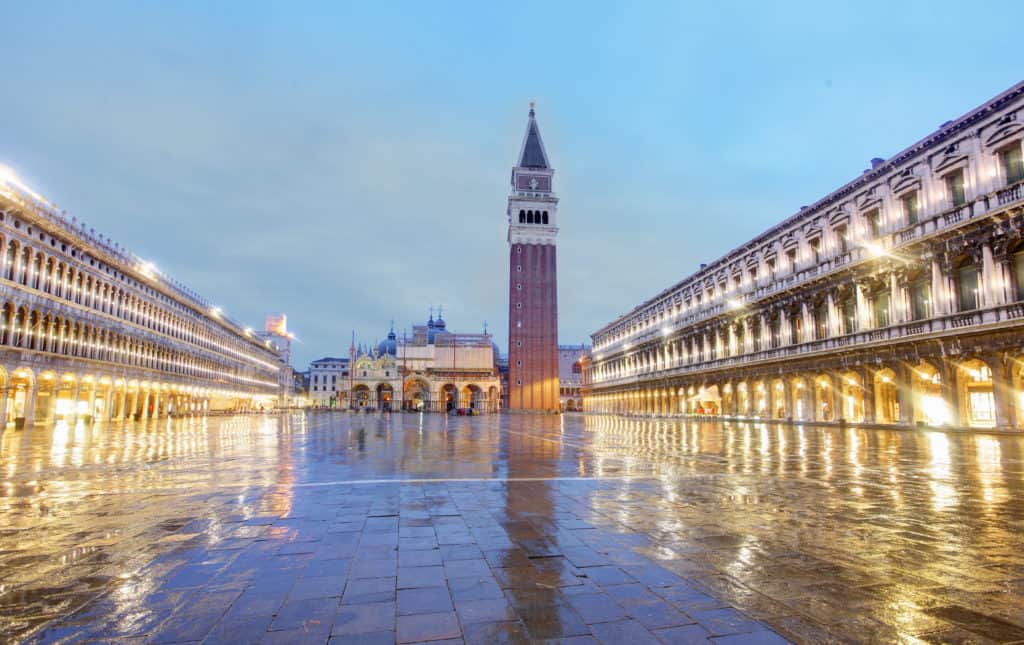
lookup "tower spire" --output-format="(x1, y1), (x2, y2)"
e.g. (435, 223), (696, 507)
(518, 102), (550, 169)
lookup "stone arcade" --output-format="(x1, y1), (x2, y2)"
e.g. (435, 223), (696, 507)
(588, 82), (1024, 431)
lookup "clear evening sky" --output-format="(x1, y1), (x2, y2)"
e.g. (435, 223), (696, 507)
(1, 2), (1021, 368)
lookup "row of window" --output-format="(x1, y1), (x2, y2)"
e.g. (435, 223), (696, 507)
(595, 253), (1023, 381)
(0, 302), (276, 389)
(311, 373), (347, 384)
(517, 210), (549, 225)
(596, 144), (1024, 350)
(0, 234), (277, 372)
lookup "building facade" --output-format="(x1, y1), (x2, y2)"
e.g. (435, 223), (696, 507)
(256, 312), (296, 407)
(309, 356), (349, 407)
(558, 344), (589, 411)
(588, 82), (1024, 432)
(0, 167), (282, 428)
(309, 315), (502, 413)
(507, 104), (560, 411)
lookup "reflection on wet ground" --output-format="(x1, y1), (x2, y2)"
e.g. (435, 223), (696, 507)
(1, 413), (1022, 643)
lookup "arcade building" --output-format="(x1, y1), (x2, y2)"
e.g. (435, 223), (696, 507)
(588, 81), (1024, 432)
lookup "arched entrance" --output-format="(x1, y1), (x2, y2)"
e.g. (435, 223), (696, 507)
(404, 379), (430, 411)
(441, 384), (458, 412)
(837, 371), (864, 423)
(770, 378), (786, 419)
(912, 361), (949, 426)
(464, 384), (485, 412)
(8, 367), (35, 427)
(752, 381), (768, 417)
(790, 376), (809, 421)
(352, 385), (371, 410)
(813, 374), (834, 422)
(959, 358), (996, 428)
(376, 383), (394, 411)
(874, 368), (898, 424)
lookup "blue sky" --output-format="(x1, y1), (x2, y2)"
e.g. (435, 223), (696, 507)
(1, 1), (1021, 367)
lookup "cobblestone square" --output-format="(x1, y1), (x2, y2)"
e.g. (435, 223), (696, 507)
(2, 413), (1023, 643)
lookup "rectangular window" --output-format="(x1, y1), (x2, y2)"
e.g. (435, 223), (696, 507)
(767, 259), (776, 280)
(902, 191), (920, 225)
(946, 169), (966, 207)
(786, 249), (797, 272)
(1015, 251), (1024, 302)
(866, 209), (881, 238)
(835, 225), (848, 254)
(910, 280), (931, 321)
(957, 264), (980, 311)
(1002, 145), (1024, 185)
(809, 238), (821, 265)
(842, 299), (857, 334)
(874, 292), (891, 328)
(814, 302), (828, 339)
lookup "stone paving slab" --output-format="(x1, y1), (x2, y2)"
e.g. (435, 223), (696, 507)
(1, 412), (1023, 643)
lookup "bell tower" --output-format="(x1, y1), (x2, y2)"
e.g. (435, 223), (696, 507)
(507, 103), (559, 411)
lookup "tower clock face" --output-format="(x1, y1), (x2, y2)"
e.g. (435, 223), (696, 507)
(517, 175), (550, 191)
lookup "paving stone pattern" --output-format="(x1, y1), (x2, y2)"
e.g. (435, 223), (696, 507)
(1, 412), (1022, 643)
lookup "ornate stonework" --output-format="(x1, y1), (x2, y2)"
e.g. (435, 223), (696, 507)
(588, 81), (1024, 431)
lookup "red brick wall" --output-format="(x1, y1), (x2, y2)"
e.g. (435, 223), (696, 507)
(508, 243), (559, 410)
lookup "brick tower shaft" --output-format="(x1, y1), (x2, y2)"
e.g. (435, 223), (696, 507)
(507, 104), (559, 411)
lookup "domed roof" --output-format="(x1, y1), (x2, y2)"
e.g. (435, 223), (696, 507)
(376, 327), (398, 356)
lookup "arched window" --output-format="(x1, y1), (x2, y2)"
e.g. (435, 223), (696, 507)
(542, 211), (549, 224)
(957, 259), (980, 311)
(519, 210), (525, 223)
(527, 210), (534, 224)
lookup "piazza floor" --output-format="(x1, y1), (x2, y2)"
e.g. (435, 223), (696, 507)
(1, 414), (1023, 644)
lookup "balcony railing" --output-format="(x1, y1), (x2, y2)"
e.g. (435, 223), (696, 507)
(592, 302), (1019, 387)
(595, 180), (1024, 355)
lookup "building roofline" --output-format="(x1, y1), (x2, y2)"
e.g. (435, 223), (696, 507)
(591, 79), (1024, 338)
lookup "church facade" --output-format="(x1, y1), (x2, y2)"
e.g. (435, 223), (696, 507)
(314, 314), (502, 413)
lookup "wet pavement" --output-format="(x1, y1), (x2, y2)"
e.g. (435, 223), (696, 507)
(1, 413), (1023, 644)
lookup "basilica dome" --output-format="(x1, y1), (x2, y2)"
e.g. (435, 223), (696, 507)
(377, 328), (398, 356)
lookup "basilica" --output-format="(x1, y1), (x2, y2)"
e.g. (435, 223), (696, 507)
(313, 312), (502, 413)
